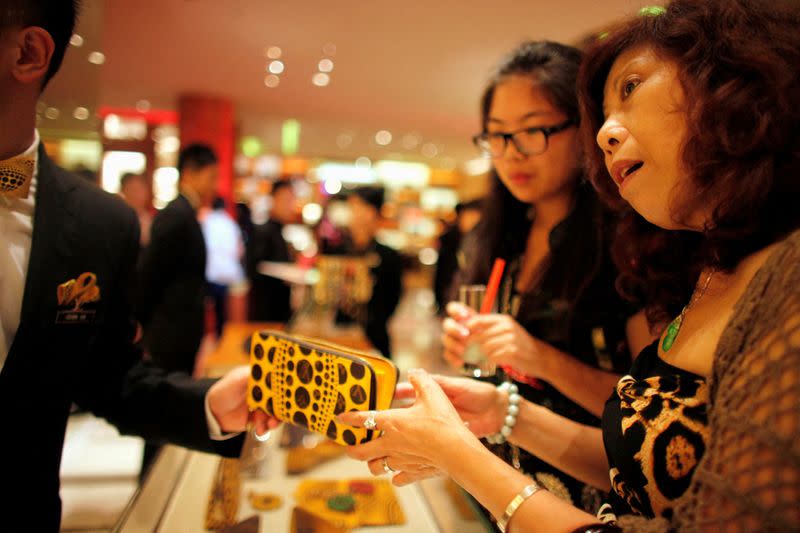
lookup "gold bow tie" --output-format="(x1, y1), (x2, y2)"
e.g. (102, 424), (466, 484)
(0, 155), (35, 199)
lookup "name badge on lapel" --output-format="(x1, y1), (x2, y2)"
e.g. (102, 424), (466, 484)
(56, 272), (101, 324)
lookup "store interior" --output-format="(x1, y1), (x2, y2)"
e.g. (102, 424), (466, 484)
(42, 1), (659, 531)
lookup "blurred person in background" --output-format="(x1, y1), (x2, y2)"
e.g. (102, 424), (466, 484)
(137, 143), (220, 476)
(119, 171), (153, 247)
(433, 198), (482, 315)
(335, 186), (402, 358)
(138, 143), (218, 375)
(202, 197), (245, 339)
(246, 180), (296, 322)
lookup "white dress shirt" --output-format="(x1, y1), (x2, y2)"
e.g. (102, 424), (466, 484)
(0, 132), (38, 372)
(202, 209), (245, 285)
(0, 132), (236, 440)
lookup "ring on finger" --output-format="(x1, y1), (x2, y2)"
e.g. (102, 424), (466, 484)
(382, 457), (396, 474)
(364, 411), (378, 431)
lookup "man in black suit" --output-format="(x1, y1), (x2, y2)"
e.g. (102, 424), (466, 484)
(246, 180), (296, 322)
(0, 3), (271, 529)
(336, 187), (403, 358)
(138, 144), (218, 374)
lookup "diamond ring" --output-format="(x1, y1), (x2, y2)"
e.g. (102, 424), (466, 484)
(364, 411), (378, 430)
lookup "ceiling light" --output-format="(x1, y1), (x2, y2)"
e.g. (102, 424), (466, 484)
(402, 134), (421, 150)
(268, 60), (284, 74)
(318, 58), (334, 73)
(88, 51), (105, 65)
(355, 157), (372, 169)
(135, 100), (151, 112)
(266, 46), (282, 59)
(44, 107), (60, 120)
(264, 74), (280, 88)
(312, 73), (330, 87)
(70, 34), (84, 47)
(323, 43), (337, 56)
(375, 130), (392, 146)
(73, 107), (90, 120)
(336, 133), (353, 149)
(422, 143), (438, 158)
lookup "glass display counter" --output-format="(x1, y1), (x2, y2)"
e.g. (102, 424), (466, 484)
(114, 431), (488, 532)
(113, 322), (489, 532)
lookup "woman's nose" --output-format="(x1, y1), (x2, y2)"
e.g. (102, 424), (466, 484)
(596, 119), (628, 155)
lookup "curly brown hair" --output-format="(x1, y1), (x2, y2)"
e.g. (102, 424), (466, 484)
(577, 0), (800, 328)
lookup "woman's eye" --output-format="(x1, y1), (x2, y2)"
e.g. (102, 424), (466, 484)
(622, 78), (641, 98)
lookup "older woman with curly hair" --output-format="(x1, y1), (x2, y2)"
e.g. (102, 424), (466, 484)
(340, 0), (800, 531)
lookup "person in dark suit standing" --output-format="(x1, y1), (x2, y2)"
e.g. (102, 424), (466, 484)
(138, 144), (218, 375)
(336, 187), (403, 358)
(0, 4), (273, 529)
(246, 180), (296, 322)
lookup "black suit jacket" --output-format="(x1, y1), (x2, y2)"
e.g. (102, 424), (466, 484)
(138, 193), (206, 373)
(246, 220), (292, 322)
(0, 148), (242, 531)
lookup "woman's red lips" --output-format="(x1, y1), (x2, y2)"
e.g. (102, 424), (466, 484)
(610, 160), (644, 188)
(510, 173), (533, 184)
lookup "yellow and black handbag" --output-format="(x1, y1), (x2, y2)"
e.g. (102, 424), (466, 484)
(247, 330), (398, 447)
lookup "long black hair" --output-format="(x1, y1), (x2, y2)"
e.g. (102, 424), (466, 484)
(463, 41), (613, 331)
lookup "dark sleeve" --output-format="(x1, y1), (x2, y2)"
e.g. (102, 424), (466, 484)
(245, 224), (263, 280)
(368, 247), (403, 322)
(433, 230), (459, 312)
(73, 210), (243, 457)
(136, 206), (182, 326)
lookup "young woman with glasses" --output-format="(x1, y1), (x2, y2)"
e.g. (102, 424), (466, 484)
(437, 41), (652, 515)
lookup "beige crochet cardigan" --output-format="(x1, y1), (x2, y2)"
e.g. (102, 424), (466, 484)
(618, 229), (800, 532)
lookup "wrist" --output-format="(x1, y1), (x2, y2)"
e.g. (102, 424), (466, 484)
(487, 382), (520, 444)
(533, 338), (559, 383)
(437, 422), (485, 474)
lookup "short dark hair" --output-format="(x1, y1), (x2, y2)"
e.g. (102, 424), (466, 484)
(212, 196), (226, 210)
(177, 144), (217, 175)
(350, 186), (385, 212)
(0, 0), (80, 88)
(119, 172), (143, 190)
(271, 180), (294, 197)
(577, 0), (800, 327)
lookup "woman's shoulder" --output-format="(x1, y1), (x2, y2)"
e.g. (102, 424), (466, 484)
(714, 227), (800, 384)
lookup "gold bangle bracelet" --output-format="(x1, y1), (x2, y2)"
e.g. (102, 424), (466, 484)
(497, 481), (543, 533)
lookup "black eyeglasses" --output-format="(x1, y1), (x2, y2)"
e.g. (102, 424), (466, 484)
(472, 120), (574, 157)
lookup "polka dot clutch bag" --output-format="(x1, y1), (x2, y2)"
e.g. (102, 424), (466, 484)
(247, 331), (399, 447)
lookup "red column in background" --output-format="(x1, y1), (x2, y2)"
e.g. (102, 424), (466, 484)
(178, 94), (235, 210)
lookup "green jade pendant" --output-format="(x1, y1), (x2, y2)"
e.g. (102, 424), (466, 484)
(661, 314), (683, 352)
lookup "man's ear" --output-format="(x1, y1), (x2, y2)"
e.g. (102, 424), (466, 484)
(12, 26), (54, 86)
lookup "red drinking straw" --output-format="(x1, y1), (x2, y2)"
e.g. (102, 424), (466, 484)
(480, 258), (506, 314)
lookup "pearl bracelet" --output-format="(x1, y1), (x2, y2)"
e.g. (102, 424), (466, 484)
(486, 381), (520, 445)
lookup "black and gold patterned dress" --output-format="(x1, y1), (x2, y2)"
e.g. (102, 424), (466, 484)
(600, 341), (710, 521)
